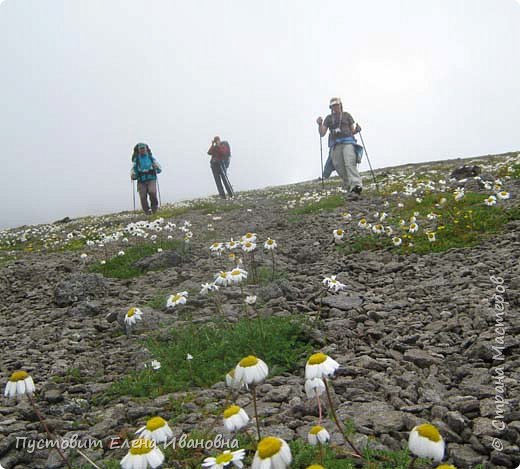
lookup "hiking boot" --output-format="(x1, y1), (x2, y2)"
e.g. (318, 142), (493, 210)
(352, 186), (363, 195)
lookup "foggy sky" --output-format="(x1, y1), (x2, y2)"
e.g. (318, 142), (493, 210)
(1, 0), (519, 229)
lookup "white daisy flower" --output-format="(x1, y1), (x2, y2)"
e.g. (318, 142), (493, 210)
(226, 239), (239, 250)
(118, 250), (125, 256)
(384, 226), (393, 236)
(245, 295), (257, 305)
(427, 212), (439, 220)
(307, 425), (331, 445)
(304, 378), (326, 398)
(397, 202), (404, 208)
(186, 353), (193, 360)
(157, 248), (163, 253)
(332, 229), (345, 241)
(200, 282), (219, 295)
(215, 271), (231, 287)
(342, 212), (352, 220)
(357, 218), (369, 229)
(125, 307), (143, 326)
(392, 237), (402, 247)
(229, 267), (248, 284)
(234, 355), (269, 387)
(408, 423), (445, 462)
(454, 188), (465, 201)
(379, 212), (388, 221)
(166, 291), (188, 308)
(136, 416), (173, 444)
(210, 242), (224, 253)
(484, 195), (497, 206)
(372, 224), (384, 235)
(427, 232), (436, 242)
(80, 253), (87, 259)
(305, 353), (340, 380)
(252, 436), (292, 469)
(409, 223), (419, 233)
(241, 232), (257, 243)
(264, 238), (277, 250)
(4, 371), (36, 398)
(223, 405), (250, 432)
(322, 275), (346, 293)
(497, 191), (510, 200)
(150, 360), (161, 370)
(225, 369), (236, 388)
(241, 241), (257, 253)
(202, 449), (246, 468)
(120, 438), (164, 469)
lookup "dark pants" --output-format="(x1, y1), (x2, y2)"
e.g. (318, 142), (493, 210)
(323, 150), (335, 179)
(137, 179), (158, 214)
(210, 160), (234, 198)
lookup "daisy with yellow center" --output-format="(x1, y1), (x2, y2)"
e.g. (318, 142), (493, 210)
(252, 436), (292, 469)
(484, 195), (497, 206)
(264, 237), (277, 250)
(241, 241), (257, 253)
(427, 232), (436, 242)
(342, 212), (352, 220)
(136, 416), (173, 444)
(436, 465), (457, 469)
(166, 291), (188, 308)
(357, 218), (369, 229)
(120, 438), (164, 469)
(209, 242), (224, 252)
(223, 405), (250, 432)
(307, 425), (330, 445)
(4, 370), (36, 398)
(385, 226), (393, 236)
(215, 271), (231, 286)
(333, 229), (344, 241)
(125, 307), (143, 326)
(229, 267), (248, 284)
(234, 355), (269, 386)
(372, 224), (384, 235)
(226, 239), (239, 250)
(305, 353), (340, 380)
(322, 275), (346, 293)
(497, 191), (510, 200)
(408, 423), (445, 462)
(409, 223), (419, 233)
(242, 232), (257, 243)
(306, 465), (326, 469)
(202, 449), (246, 468)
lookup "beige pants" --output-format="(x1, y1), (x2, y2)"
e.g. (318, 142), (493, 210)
(137, 180), (158, 214)
(331, 144), (362, 192)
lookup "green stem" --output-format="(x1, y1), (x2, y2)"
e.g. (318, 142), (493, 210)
(323, 378), (363, 458)
(252, 386), (261, 441)
(271, 250), (275, 281)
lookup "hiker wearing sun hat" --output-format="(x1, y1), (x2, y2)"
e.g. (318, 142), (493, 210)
(317, 98), (364, 199)
(130, 143), (162, 214)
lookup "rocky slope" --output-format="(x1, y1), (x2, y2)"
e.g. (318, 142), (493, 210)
(1, 152), (519, 468)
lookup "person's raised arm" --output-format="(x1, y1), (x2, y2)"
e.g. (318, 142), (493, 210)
(316, 117), (328, 137)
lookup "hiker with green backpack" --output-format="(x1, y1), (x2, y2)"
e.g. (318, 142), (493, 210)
(207, 136), (234, 199)
(131, 143), (162, 214)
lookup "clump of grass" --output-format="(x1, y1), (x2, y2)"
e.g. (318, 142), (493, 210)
(90, 240), (183, 279)
(107, 315), (314, 398)
(254, 265), (288, 284)
(341, 191), (519, 255)
(292, 194), (345, 215)
(153, 201), (240, 220)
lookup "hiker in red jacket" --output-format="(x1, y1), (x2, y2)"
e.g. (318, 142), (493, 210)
(207, 136), (234, 199)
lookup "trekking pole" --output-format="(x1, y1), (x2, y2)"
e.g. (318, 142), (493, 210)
(319, 134), (325, 190)
(132, 180), (136, 211)
(220, 161), (235, 197)
(156, 175), (162, 207)
(358, 131), (380, 194)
